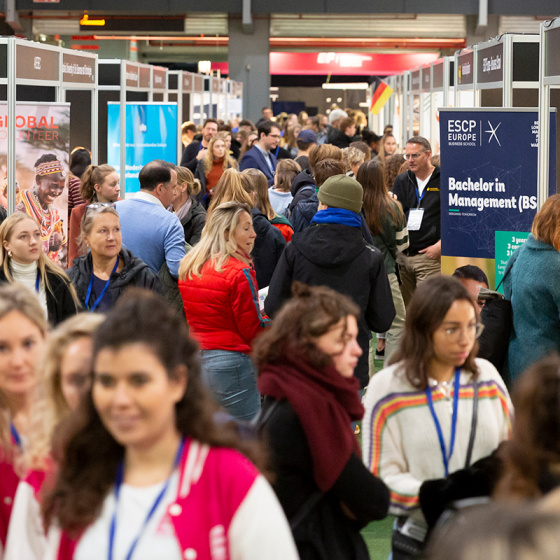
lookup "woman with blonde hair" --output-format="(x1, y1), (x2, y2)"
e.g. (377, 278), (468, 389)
(209, 170), (286, 288)
(379, 133), (398, 161)
(195, 134), (237, 208)
(0, 213), (80, 325)
(170, 166), (206, 246)
(68, 206), (161, 311)
(282, 124), (301, 158)
(4, 312), (104, 560)
(504, 193), (560, 381)
(179, 201), (270, 420)
(0, 284), (48, 553)
(68, 164), (120, 266)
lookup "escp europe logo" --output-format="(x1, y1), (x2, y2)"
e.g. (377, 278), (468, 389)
(485, 121), (501, 146)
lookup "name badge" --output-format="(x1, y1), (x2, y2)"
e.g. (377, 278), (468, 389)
(400, 517), (428, 542)
(407, 208), (424, 231)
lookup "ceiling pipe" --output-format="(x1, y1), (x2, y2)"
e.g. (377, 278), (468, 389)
(477, 0), (488, 33)
(242, 0), (253, 34)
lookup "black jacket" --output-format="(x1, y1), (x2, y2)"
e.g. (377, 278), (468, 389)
(0, 268), (80, 326)
(251, 208), (286, 289)
(68, 247), (162, 309)
(265, 223), (395, 387)
(392, 167), (441, 255)
(179, 199), (206, 246)
(180, 141), (203, 172)
(263, 399), (389, 560)
(289, 170), (315, 215)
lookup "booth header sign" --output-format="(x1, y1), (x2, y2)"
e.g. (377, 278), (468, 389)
(457, 51), (473, 85)
(62, 53), (95, 84)
(152, 68), (166, 90)
(17, 44), (59, 81)
(410, 69), (421, 92)
(125, 63), (139, 87)
(422, 67), (431, 92)
(477, 43), (503, 84)
(182, 73), (192, 91)
(545, 26), (560, 78)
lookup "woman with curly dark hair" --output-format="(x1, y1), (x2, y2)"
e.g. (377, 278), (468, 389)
(41, 289), (297, 560)
(254, 282), (390, 560)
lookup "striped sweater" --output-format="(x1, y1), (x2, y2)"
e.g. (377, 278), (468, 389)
(362, 358), (512, 517)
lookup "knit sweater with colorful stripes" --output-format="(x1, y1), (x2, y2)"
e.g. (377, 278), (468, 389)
(362, 358), (512, 518)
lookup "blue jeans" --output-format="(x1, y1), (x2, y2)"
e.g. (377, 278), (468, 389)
(200, 350), (261, 421)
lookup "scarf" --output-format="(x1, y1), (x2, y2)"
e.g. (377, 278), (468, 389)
(258, 353), (364, 491)
(311, 207), (361, 228)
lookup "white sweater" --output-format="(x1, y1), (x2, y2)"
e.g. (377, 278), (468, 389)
(362, 358), (512, 517)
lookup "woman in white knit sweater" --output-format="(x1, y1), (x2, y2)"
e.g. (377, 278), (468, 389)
(362, 275), (512, 557)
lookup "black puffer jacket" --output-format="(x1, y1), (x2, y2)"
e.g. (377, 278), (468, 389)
(68, 247), (162, 310)
(251, 208), (286, 289)
(0, 268), (80, 326)
(265, 223), (395, 387)
(179, 199), (206, 246)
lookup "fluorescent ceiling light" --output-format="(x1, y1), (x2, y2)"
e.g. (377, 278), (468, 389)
(322, 82), (368, 90)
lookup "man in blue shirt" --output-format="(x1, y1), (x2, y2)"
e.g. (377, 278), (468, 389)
(116, 160), (185, 278)
(239, 120), (281, 186)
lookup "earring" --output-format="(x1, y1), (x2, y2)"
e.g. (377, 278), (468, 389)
(7, 250), (12, 258)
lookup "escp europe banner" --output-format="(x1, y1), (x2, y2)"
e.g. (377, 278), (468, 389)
(439, 108), (556, 288)
(107, 103), (178, 194)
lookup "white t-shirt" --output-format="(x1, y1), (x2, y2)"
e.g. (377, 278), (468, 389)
(416, 173), (433, 197)
(75, 472), (182, 560)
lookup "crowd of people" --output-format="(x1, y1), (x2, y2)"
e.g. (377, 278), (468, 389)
(0, 105), (558, 560)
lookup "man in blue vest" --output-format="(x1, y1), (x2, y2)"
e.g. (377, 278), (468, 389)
(239, 120), (281, 186)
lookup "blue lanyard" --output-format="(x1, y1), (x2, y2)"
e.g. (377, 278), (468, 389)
(414, 185), (426, 208)
(10, 422), (22, 449)
(85, 257), (119, 312)
(35, 271), (40, 293)
(274, 146), (279, 158)
(108, 437), (185, 560)
(425, 368), (461, 477)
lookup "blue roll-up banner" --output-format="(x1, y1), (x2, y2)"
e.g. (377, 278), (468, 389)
(107, 103), (178, 194)
(439, 108), (556, 288)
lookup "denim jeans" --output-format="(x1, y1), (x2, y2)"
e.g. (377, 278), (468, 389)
(200, 350), (261, 421)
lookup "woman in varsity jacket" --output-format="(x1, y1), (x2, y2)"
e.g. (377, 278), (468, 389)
(40, 290), (298, 560)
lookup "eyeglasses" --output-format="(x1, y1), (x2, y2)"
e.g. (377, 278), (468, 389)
(268, 134), (281, 139)
(443, 323), (485, 340)
(404, 151), (426, 161)
(84, 202), (117, 217)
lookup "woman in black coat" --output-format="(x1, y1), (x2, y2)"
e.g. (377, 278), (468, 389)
(68, 205), (161, 311)
(0, 213), (80, 325)
(171, 166), (206, 246)
(254, 283), (390, 560)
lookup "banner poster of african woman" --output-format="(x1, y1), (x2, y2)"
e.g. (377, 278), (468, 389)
(0, 102), (70, 268)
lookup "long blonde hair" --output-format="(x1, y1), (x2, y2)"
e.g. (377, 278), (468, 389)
(0, 213), (80, 310)
(178, 201), (252, 280)
(25, 313), (105, 470)
(207, 169), (253, 215)
(0, 283), (48, 463)
(203, 135), (238, 176)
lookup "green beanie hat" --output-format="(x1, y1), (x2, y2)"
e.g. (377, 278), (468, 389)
(317, 174), (363, 213)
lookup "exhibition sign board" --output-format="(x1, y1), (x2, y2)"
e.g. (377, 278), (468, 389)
(0, 102), (70, 266)
(107, 102), (178, 194)
(439, 108), (556, 287)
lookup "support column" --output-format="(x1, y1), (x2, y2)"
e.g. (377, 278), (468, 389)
(228, 15), (270, 123)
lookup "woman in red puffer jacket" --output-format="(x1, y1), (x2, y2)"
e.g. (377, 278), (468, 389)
(178, 201), (271, 421)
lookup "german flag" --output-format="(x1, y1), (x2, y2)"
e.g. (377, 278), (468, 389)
(369, 77), (393, 115)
